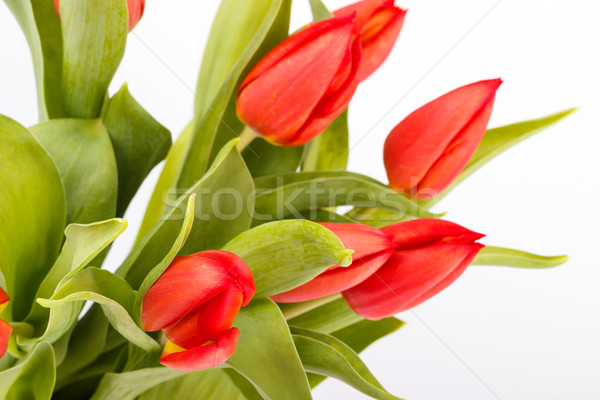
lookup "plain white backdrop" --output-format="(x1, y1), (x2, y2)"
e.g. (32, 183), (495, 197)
(2, 1), (600, 399)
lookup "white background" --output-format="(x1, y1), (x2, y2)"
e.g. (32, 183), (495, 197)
(2, 0), (600, 399)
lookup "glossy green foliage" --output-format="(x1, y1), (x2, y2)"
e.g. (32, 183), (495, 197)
(30, 119), (118, 225)
(0, 342), (56, 400)
(103, 84), (172, 216)
(287, 297), (363, 334)
(242, 138), (305, 178)
(473, 246), (569, 269)
(303, 111), (349, 171)
(90, 367), (189, 400)
(0, 115), (66, 320)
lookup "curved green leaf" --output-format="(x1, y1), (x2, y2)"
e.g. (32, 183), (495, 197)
(308, 0), (332, 21)
(286, 297), (362, 334)
(0, 342), (55, 400)
(347, 208), (409, 229)
(0, 115), (66, 320)
(30, 119), (118, 225)
(228, 299), (312, 400)
(291, 327), (404, 400)
(103, 83), (172, 216)
(60, 0), (127, 118)
(223, 220), (353, 298)
(90, 367), (189, 400)
(472, 246), (568, 269)
(303, 110), (348, 171)
(243, 137), (305, 178)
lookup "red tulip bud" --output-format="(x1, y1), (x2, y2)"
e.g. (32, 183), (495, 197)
(142, 251), (254, 371)
(334, 0), (406, 81)
(0, 288), (11, 359)
(384, 79), (502, 199)
(342, 219), (484, 320)
(271, 223), (396, 303)
(236, 15), (362, 146)
(54, 0), (145, 32)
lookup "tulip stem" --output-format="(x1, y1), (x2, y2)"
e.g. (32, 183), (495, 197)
(280, 293), (342, 320)
(236, 126), (258, 152)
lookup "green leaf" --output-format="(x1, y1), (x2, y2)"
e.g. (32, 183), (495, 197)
(90, 368), (190, 400)
(178, 0), (292, 188)
(472, 246), (569, 269)
(120, 140), (254, 289)
(103, 83), (172, 216)
(303, 110), (348, 171)
(286, 297), (363, 334)
(309, 0), (333, 21)
(222, 220), (353, 298)
(3, 0), (64, 120)
(30, 119), (118, 225)
(0, 342), (56, 399)
(37, 268), (160, 353)
(60, 0), (128, 118)
(347, 208), (409, 229)
(426, 109), (576, 206)
(228, 299), (312, 400)
(0, 115), (66, 320)
(299, 208), (357, 223)
(291, 327), (403, 400)
(253, 171), (434, 225)
(242, 137), (305, 178)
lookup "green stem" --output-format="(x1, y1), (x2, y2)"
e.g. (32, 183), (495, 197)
(280, 293), (342, 320)
(236, 126), (258, 153)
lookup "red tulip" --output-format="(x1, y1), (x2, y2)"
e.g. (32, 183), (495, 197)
(384, 79), (502, 199)
(334, 0), (406, 81)
(342, 219), (484, 320)
(236, 15), (362, 146)
(271, 223), (396, 303)
(0, 288), (11, 359)
(54, 0), (145, 32)
(142, 251), (254, 371)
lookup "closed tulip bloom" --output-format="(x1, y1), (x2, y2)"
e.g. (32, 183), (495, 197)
(384, 79), (502, 199)
(343, 219), (484, 320)
(334, 0), (406, 81)
(0, 288), (11, 359)
(142, 251), (254, 371)
(236, 15), (362, 146)
(54, 0), (145, 31)
(271, 223), (396, 303)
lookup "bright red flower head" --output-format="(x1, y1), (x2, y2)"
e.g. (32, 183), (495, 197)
(342, 219), (484, 320)
(334, 0), (406, 81)
(54, 0), (145, 32)
(271, 223), (396, 303)
(142, 251), (254, 371)
(0, 287), (11, 359)
(236, 15), (362, 146)
(384, 79), (502, 199)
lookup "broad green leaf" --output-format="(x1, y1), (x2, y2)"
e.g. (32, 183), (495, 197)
(3, 0), (64, 120)
(178, 0), (292, 188)
(0, 115), (66, 320)
(228, 299), (312, 400)
(286, 297), (362, 333)
(253, 171), (434, 225)
(37, 268), (160, 353)
(347, 208), (409, 228)
(299, 208), (357, 223)
(333, 318), (405, 355)
(309, 0), (333, 21)
(0, 342), (55, 400)
(139, 370), (251, 400)
(303, 110), (348, 171)
(425, 109), (576, 206)
(291, 327), (403, 400)
(90, 367), (189, 400)
(30, 119), (118, 225)
(60, 0), (127, 118)
(137, 121), (194, 242)
(243, 137), (305, 177)
(103, 83), (172, 216)
(222, 220), (353, 297)
(120, 140), (254, 289)
(472, 246), (568, 269)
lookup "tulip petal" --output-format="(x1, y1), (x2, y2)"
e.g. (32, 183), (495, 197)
(127, 0), (145, 31)
(343, 243), (483, 319)
(0, 319), (12, 359)
(0, 287), (8, 314)
(197, 250), (255, 306)
(160, 328), (240, 371)
(142, 255), (233, 331)
(381, 219), (485, 250)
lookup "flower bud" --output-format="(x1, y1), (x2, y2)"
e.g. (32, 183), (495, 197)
(0, 288), (11, 359)
(342, 219), (484, 320)
(236, 15), (362, 146)
(54, 0), (145, 32)
(334, 0), (406, 81)
(384, 79), (502, 199)
(142, 251), (254, 371)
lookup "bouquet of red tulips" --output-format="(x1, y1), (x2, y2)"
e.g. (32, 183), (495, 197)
(0, 0), (572, 399)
